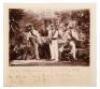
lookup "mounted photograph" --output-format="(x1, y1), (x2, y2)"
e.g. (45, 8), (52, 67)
(4, 4), (96, 86)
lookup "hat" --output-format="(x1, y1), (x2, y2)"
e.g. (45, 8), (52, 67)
(25, 23), (32, 27)
(67, 20), (77, 29)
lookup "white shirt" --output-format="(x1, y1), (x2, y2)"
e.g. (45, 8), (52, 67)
(24, 32), (32, 41)
(31, 29), (42, 44)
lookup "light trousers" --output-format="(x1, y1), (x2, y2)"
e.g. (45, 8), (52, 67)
(70, 41), (77, 59)
(49, 40), (58, 61)
(34, 43), (40, 59)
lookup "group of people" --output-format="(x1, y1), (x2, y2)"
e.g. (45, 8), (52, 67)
(13, 20), (84, 62)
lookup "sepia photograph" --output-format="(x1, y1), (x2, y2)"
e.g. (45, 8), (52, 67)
(4, 4), (96, 86)
(9, 8), (90, 66)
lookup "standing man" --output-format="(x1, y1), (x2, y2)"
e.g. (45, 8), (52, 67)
(48, 23), (59, 61)
(24, 24), (41, 60)
(22, 24), (34, 60)
(30, 24), (42, 60)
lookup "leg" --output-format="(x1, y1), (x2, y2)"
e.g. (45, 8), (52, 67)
(49, 42), (54, 60)
(34, 43), (40, 59)
(59, 45), (64, 60)
(70, 41), (77, 60)
(54, 40), (59, 61)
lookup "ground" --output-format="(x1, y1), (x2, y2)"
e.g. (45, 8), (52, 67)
(10, 59), (89, 66)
